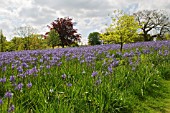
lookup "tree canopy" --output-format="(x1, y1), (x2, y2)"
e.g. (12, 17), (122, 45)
(88, 32), (101, 45)
(0, 30), (7, 52)
(45, 17), (81, 48)
(47, 29), (60, 49)
(101, 11), (140, 51)
(14, 25), (37, 50)
(133, 10), (170, 41)
(14, 25), (36, 38)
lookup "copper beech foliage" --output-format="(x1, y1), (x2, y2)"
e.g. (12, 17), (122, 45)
(45, 17), (81, 48)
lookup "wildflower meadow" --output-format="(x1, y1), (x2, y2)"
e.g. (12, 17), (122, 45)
(0, 40), (170, 113)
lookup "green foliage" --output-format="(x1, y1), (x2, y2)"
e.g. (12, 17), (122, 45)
(70, 42), (79, 47)
(101, 11), (140, 51)
(0, 30), (7, 52)
(29, 34), (48, 50)
(6, 35), (48, 51)
(4, 41), (15, 51)
(88, 32), (101, 45)
(13, 26), (37, 50)
(47, 29), (60, 49)
(11, 37), (25, 51)
(133, 34), (145, 42)
(164, 33), (170, 40)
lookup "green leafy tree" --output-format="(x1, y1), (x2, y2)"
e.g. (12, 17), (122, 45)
(47, 29), (60, 49)
(9, 34), (48, 51)
(14, 25), (36, 50)
(29, 34), (48, 50)
(88, 32), (101, 45)
(5, 41), (15, 51)
(101, 10), (140, 51)
(11, 37), (25, 51)
(0, 30), (7, 52)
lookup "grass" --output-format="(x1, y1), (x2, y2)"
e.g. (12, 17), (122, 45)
(0, 40), (170, 113)
(164, 80), (170, 113)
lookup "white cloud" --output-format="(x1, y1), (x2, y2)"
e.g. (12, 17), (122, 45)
(0, 0), (170, 44)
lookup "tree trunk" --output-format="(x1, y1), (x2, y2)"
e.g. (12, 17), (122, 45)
(143, 31), (153, 41)
(61, 43), (64, 48)
(61, 37), (65, 48)
(120, 42), (123, 52)
(143, 32), (149, 41)
(120, 35), (123, 52)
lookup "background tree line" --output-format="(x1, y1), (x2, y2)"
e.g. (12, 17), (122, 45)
(89, 9), (170, 51)
(0, 17), (81, 52)
(0, 33), (48, 52)
(0, 9), (170, 52)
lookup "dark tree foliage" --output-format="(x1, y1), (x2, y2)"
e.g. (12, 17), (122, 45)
(134, 10), (170, 41)
(88, 32), (101, 45)
(45, 17), (81, 48)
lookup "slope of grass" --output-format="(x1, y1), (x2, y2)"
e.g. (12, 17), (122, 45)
(138, 56), (170, 113)
(164, 80), (170, 113)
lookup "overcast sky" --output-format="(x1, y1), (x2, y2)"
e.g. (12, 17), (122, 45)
(0, 0), (170, 44)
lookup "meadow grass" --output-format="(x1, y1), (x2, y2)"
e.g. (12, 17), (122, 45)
(0, 40), (170, 113)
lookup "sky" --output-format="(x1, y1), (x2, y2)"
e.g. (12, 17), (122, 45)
(0, 0), (170, 44)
